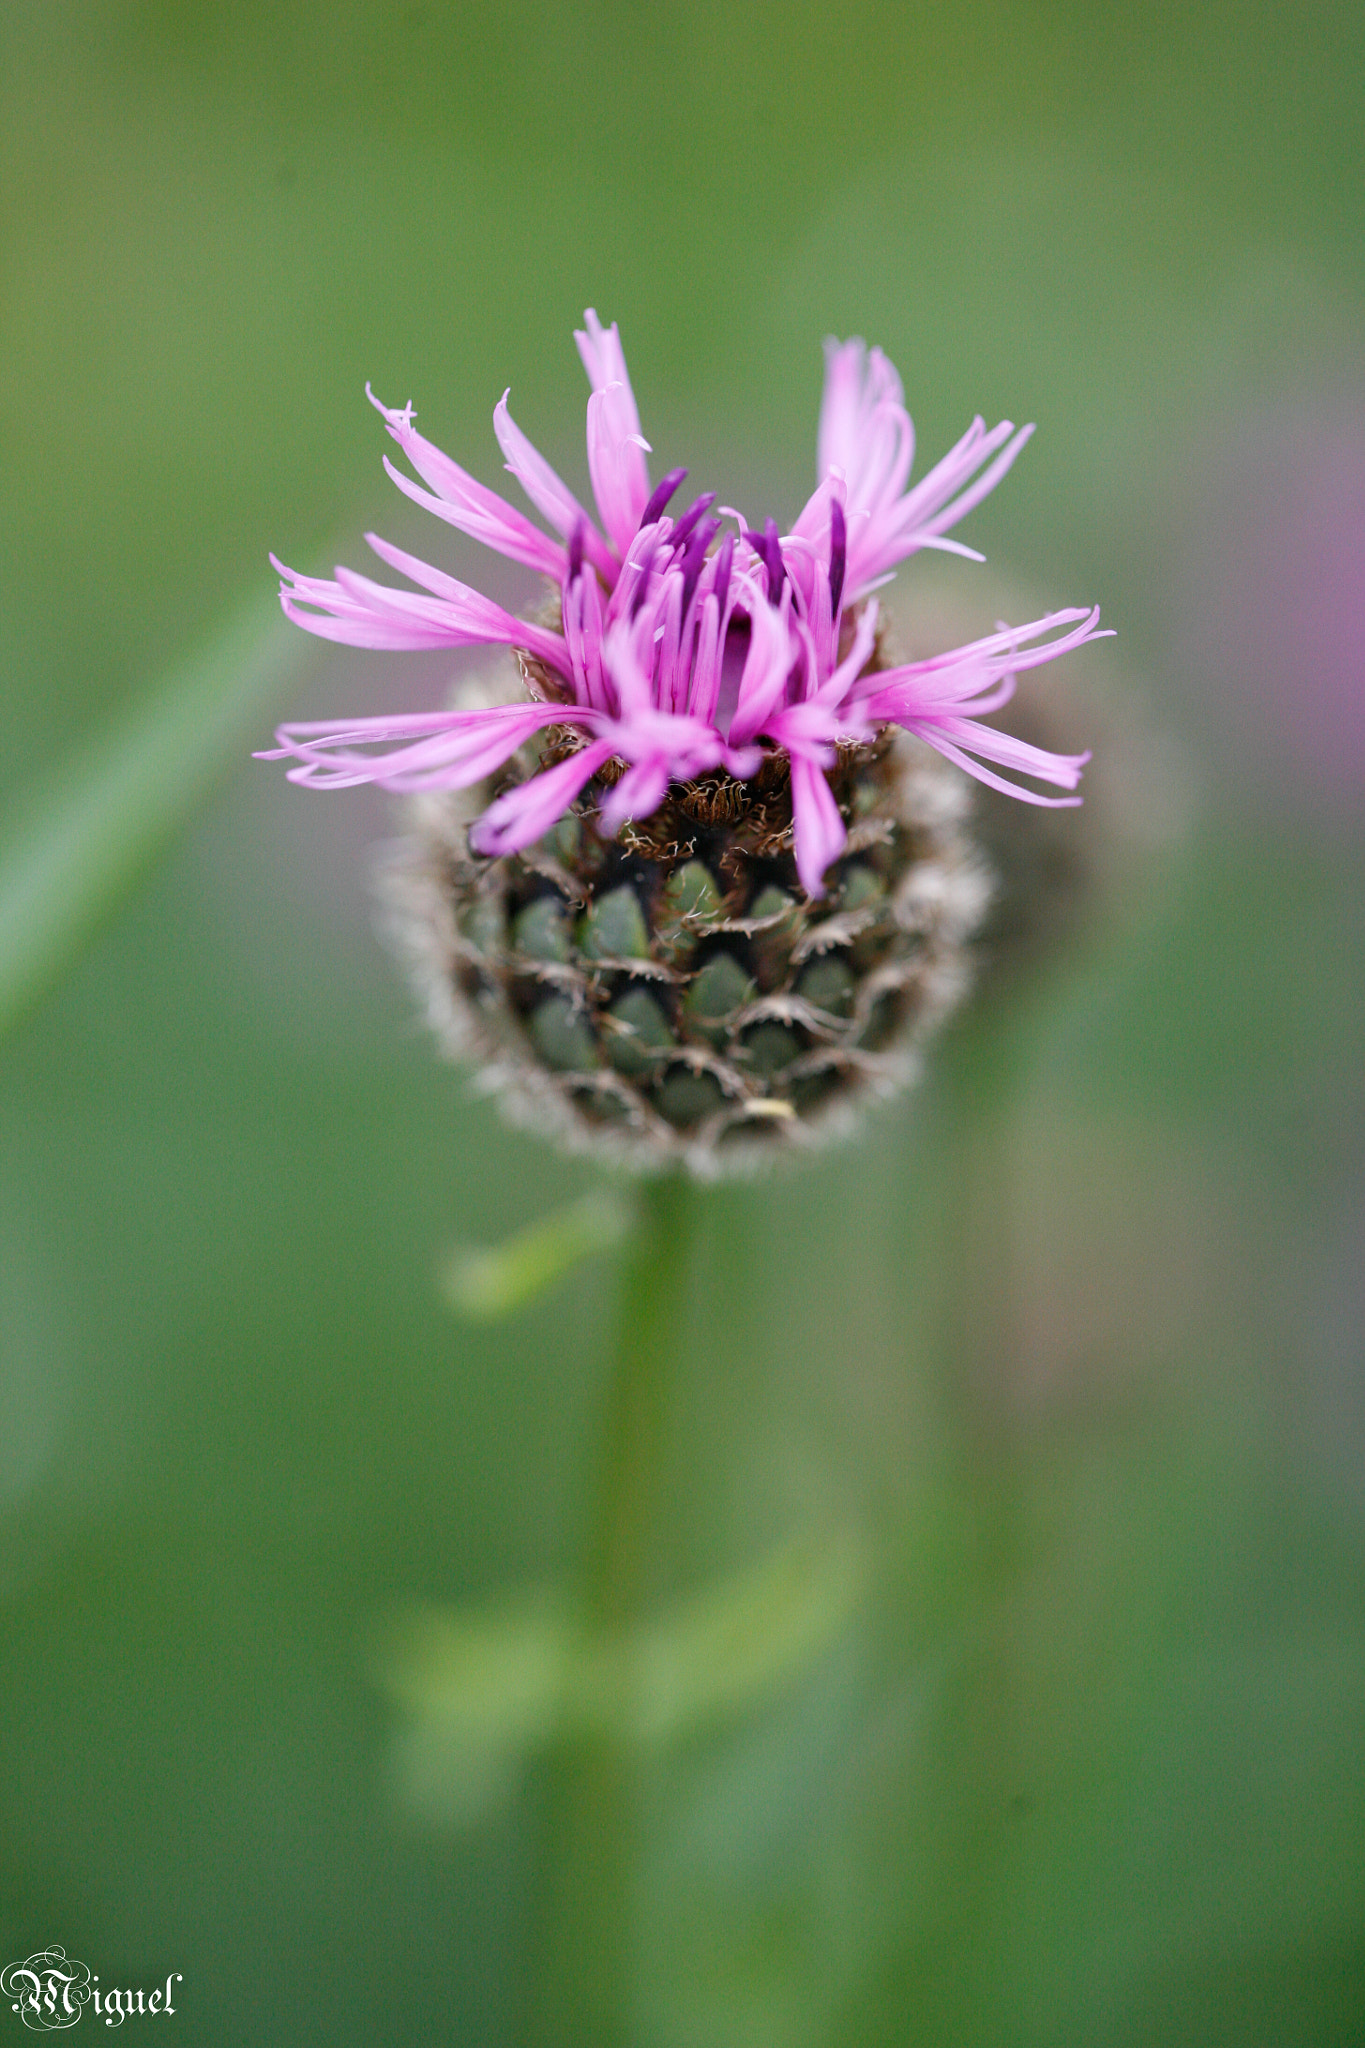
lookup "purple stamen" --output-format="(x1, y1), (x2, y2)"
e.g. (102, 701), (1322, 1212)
(568, 517), (585, 586)
(744, 517), (784, 604)
(711, 534), (734, 620)
(829, 499), (846, 618)
(679, 516), (722, 624)
(639, 466), (689, 531)
(672, 491), (718, 548)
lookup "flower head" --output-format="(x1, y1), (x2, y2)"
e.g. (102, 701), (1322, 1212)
(261, 313), (1104, 899)
(263, 317), (1109, 1170)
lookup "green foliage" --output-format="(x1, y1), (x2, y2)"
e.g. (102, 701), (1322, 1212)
(438, 1191), (631, 1319)
(0, 593), (316, 1038)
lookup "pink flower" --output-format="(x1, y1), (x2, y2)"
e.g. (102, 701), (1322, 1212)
(261, 317), (1106, 893)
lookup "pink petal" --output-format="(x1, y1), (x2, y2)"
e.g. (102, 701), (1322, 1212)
(272, 550), (573, 675)
(585, 386), (652, 558)
(367, 386), (567, 581)
(574, 310), (642, 427)
(493, 392), (618, 583)
(815, 599), (881, 709)
(360, 535), (570, 674)
(861, 608), (1107, 712)
(929, 714), (1090, 786)
(847, 416), (1034, 591)
(916, 424), (1035, 541)
(653, 571), (685, 717)
(816, 339), (916, 516)
(600, 612), (657, 721)
(277, 591), (457, 652)
(598, 757), (671, 835)
(576, 312), (651, 553)
(563, 566), (609, 711)
(905, 725), (1088, 806)
(685, 592), (723, 725)
(817, 339), (872, 484)
(857, 607), (1105, 806)
(470, 738), (616, 856)
(789, 753), (848, 898)
(258, 701), (577, 792)
(727, 589), (798, 746)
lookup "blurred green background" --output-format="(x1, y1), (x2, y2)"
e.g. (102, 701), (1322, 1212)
(2, 1), (1363, 2040)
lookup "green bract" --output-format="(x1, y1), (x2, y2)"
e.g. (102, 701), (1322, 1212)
(389, 721), (989, 1176)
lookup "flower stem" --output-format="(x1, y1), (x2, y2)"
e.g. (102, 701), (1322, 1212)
(528, 1169), (697, 2047)
(582, 1170), (694, 1631)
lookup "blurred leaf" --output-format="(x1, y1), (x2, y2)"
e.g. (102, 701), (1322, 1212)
(378, 1596), (578, 1826)
(377, 1531), (869, 1826)
(617, 1528), (869, 1747)
(0, 589), (317, 1040)
(438, 1189), (633, 1320)
(379, 1595), (577, 1744)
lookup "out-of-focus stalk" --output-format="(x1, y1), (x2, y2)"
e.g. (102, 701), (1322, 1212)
(528, 1171), (696, 2047)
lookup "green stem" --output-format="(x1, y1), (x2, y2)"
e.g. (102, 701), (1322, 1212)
(582, 1171), (695, 1631)
(527, 1170), (698, 2048)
